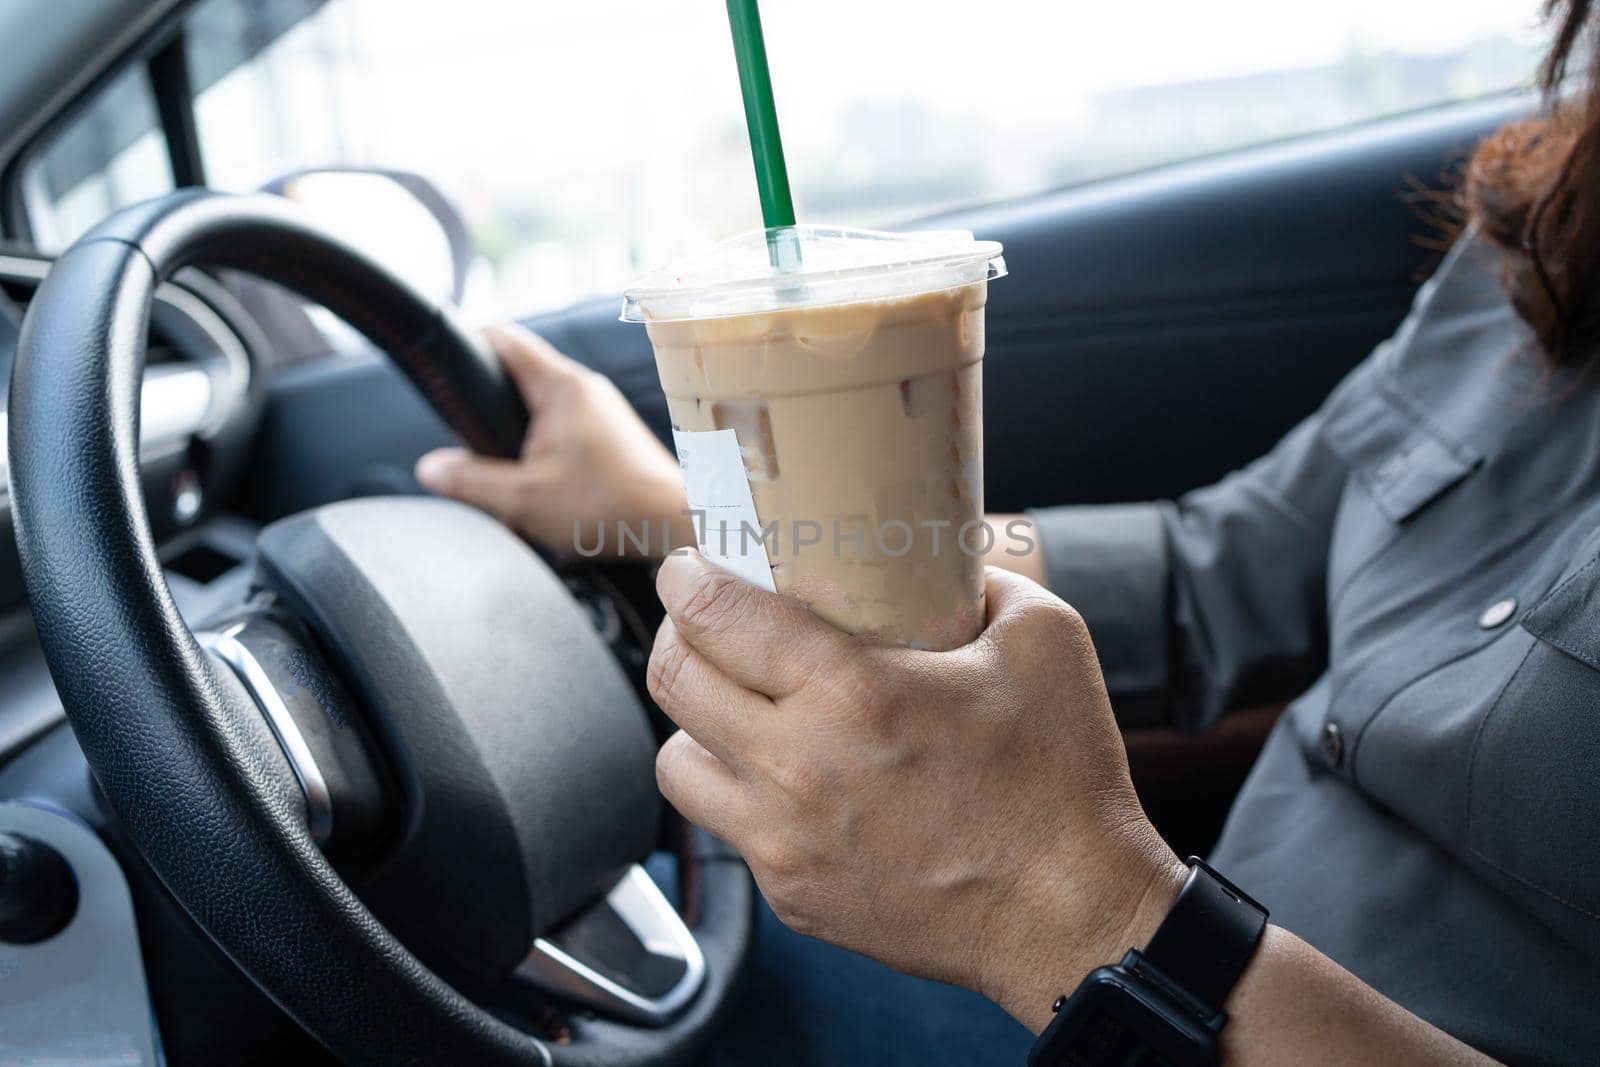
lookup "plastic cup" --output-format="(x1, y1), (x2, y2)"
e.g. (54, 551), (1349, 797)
(622, 226), (1006, 651)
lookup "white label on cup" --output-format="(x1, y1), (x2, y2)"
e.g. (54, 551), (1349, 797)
(670, 428), (778, 593)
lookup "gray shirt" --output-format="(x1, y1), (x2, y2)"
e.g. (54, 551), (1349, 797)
(1032, 235), (1600, 1066)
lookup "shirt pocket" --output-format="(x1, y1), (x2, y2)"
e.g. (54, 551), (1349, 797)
(1466, 556), (1600, 934)
(1321, 379), (1483, 525)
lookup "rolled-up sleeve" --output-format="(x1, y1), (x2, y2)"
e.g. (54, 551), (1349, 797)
(1030, 503), (1171, 709)
(1028, 366), (1364, 733)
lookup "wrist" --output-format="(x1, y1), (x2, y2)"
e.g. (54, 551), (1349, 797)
(633, 477), (693, 559)
(983, 825), (1187, 1034)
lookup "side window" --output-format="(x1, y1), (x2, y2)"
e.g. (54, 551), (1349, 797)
(19, 66), (173, 252)
(184, 0), (339, 192)
(175, 0), (1546, 322)
(17, 0), (1546, 318)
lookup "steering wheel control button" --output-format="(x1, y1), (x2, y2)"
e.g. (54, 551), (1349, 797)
(1320, 721), (1345, 768)
(1478, 597), (1518, 630)
(0, 832), (78, 944)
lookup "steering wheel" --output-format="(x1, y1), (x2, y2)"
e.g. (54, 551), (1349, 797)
(8, 190), (754, 1066)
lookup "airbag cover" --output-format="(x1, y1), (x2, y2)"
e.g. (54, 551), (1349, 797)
(255, 496), (658, 983)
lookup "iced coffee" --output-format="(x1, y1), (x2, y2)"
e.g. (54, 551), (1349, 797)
(623, 227), (1005, 651)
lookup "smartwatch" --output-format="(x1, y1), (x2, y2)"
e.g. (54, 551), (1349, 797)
(1026, 856), (1268, 1067)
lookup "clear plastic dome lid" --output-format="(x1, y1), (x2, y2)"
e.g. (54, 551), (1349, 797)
(620, 225), (1005, 323)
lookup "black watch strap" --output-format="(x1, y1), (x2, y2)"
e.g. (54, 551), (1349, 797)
(1135, 856), (1269, 1020)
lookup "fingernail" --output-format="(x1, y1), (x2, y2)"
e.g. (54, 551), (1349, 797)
(655, 548), (703, 598)
(415, 449), (461, 492)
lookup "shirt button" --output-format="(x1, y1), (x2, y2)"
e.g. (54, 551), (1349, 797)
(1479, 597), (1518, 630)
(1321, 721), (1344, 767)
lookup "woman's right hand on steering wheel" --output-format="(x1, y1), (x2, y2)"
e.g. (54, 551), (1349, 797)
(415, 323), (691, 559)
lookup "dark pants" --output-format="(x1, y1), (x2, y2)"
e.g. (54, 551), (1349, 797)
(703, 900), (1035, 1066)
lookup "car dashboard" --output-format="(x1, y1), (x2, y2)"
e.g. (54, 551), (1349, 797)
(0, 250), (264, 761)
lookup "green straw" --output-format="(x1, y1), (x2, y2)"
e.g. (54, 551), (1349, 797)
(725, 0), (801, 271)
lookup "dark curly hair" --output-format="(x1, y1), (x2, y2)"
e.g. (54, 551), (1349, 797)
(1467, 1), (1600, 363)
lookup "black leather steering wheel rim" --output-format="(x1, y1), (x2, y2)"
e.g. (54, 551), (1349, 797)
(8, 190), (752, 1066)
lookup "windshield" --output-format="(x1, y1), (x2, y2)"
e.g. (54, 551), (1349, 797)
(23, 0), (1545, 322)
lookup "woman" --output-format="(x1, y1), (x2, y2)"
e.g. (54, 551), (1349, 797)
(415, 3), (1600, 1061)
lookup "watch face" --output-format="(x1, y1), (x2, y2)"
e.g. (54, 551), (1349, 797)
(1062, 1009), (1174, 1067)
(1037, 971), (1215, 1067)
